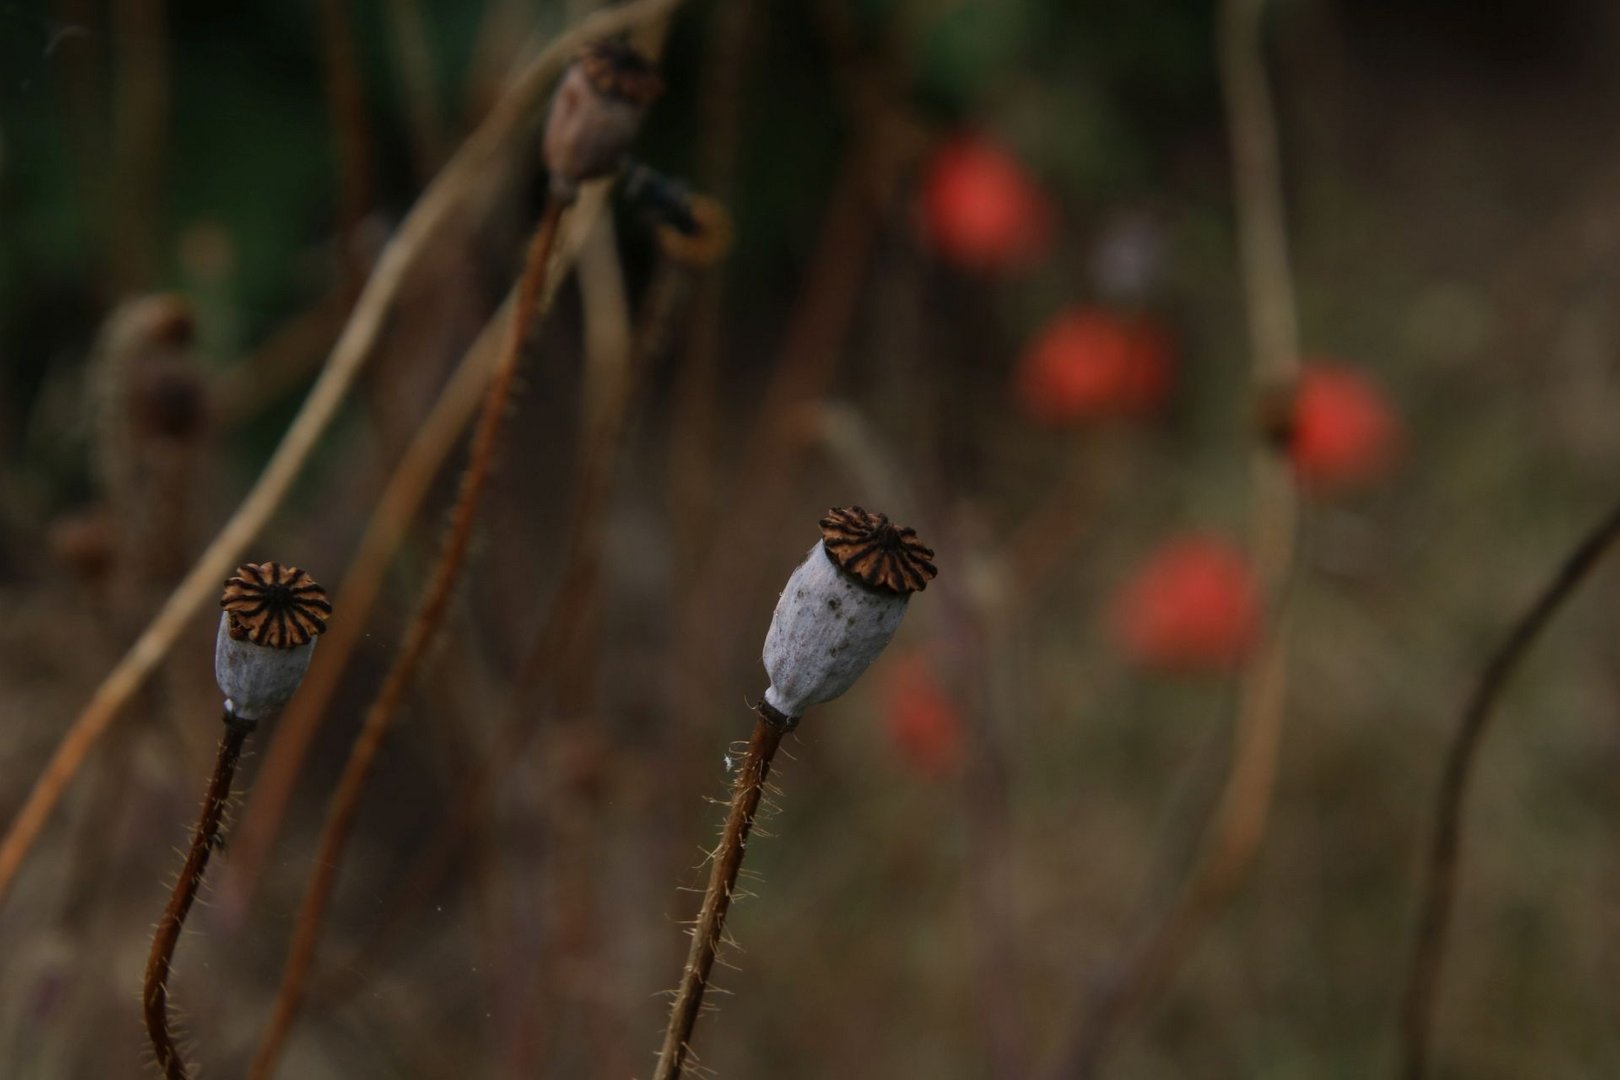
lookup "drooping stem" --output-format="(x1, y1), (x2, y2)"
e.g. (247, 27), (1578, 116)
(653, 711), (789, 1080)
(143, 711), (254, 1080)
(248, 199), (565, 1080)
(1397, 495), (1620, 1080)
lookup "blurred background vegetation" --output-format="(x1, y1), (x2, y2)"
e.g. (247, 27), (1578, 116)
(4, 0), (1620, 1077)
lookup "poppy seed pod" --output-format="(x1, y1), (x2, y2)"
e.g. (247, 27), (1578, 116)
(761, 507), (937, 721)
(214, 561), (331, 721)
(543, 39), (663, 203)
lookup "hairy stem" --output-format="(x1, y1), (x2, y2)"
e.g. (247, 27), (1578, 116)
(654, 713), (788, 1080)
(1398, 496), (1620, 1080)
(143, 711), (253, 1080)
(248, 200), (565, 1080)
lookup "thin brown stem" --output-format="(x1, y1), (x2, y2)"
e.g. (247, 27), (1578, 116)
(304, 249), (699, 1014)
(315, 0), (374, 302)
(1397, 496), (1620, 1080)
(143, 711), (253, 1080)
(248, 200), (565, 1080)
(653, 714), (789, 1080)
(112, 0), (169, 293)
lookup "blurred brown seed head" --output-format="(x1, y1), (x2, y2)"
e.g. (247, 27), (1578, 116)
(543, 40), (661, 202)
(47, 510), (118, 586)
(131, 364), (207, 442)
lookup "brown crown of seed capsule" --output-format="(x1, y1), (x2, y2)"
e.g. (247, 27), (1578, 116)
(578, 39), (664, 106)
(221, 562), (332, 648)
(819, 506), (938, 595)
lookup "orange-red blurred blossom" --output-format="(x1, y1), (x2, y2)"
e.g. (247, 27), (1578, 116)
(1287, 362), (1401, 493)
(919, 134), (1055, 273)
(881, 653), (966, 779)
(1112, 536), (1260, 674)
(1015, 306), (1175, 425)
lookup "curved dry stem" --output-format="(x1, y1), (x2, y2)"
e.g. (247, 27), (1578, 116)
(312, 242), (702, 1011)
(1057, 0), (1303, 1072)
(223, 179), (613, 922)
(654, 714), (788, 1080)
(1397, 496), (1620, 1080)
(0, 0), (679, 913)
(143, 712), (253, 1080)
(247, 201), (565, 1080)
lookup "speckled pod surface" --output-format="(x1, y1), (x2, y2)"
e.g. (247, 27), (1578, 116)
(214, 613), (316, 721)
(762, 542), (909, 718)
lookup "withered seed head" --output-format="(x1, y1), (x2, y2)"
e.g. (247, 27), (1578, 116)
(543, 39), (661, 202)
(819, 506), (937, 595)
(761, 507), (936, 719)
(221, 561), (331, 649)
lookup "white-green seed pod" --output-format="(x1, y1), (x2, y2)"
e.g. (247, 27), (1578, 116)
(762, 507), (937, 720)
(213, 562), (330, 722)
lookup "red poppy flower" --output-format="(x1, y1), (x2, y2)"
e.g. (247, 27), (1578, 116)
(920, 134), (1054, 273)
(882, 654), (965, 779)
(1113, 535), (1259, 673)
(1288, 363), (1400, 493)
(1015, 306), (1174, 424)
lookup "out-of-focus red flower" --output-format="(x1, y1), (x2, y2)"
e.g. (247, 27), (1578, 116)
(1015, 306), (1174, 425)
(920, 134), (1054, 273)
(882, 654), (965, 779)
(1288, 363), (1400, 493)
(1112, 535), (1258, 674)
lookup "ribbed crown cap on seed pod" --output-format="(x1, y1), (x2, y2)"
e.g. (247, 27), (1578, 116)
(543, 39), (662, 202)
(214, 561), (330, 720)
(761, 507), (937, 720)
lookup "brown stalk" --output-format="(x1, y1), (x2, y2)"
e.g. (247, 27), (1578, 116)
(247, 199), (565, 1079)
(0, 0), (677, 915)
(315, 0), (375, 302)
(142, 712), (253, 1080)
(111, 0), (169, 292)
(1057, 0), (1304, 1072)
(654, 713), (790, 1080)
(307, 223), (712, 1014)
(220, 181), (615, 921)
(384, 0), (446, 179)
(1397, 496), (1620, 1080)
(214, 298), (510, 924)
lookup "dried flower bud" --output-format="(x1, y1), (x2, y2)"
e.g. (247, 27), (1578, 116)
(761, 508), (937, 721)
(543, 40), (662, 203)
(214, 561), (330, 721)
